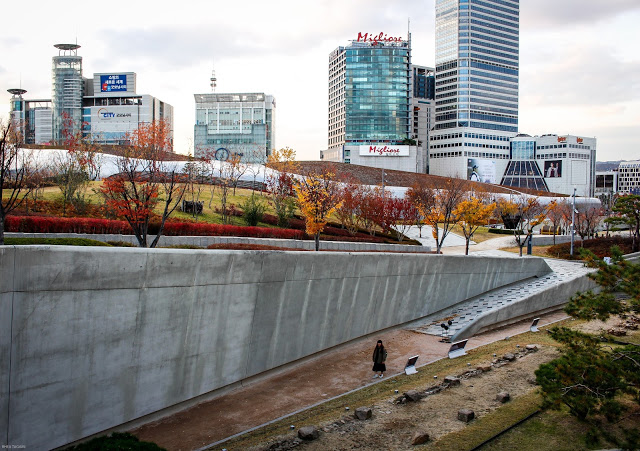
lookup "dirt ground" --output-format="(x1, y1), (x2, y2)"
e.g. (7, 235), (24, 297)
(271, 347), (558, 451)
(132, 311), (567, 450)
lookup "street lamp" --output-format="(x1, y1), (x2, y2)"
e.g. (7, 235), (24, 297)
(570, 187), (576, 257)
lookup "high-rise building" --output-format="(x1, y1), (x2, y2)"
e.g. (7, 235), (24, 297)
(193, 93), (275, 162)
(51, 44), (84, 143)
(429, 0), (519, 179)
(411, 65), (435, 173)
(324, 33), (419, 172)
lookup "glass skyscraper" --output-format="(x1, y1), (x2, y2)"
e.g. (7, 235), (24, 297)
(434, 0), (518, 133)
(429, 0), (519, 180)
(328, 38), (411, 154)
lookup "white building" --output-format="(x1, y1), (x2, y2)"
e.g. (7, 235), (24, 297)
(617, 161), (640, 195)
(82, 72), (174, 148)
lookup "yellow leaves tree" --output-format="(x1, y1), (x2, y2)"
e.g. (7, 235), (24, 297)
(454, 198), (496, 255)
(294, 166), (342, 251)
(266, 147), (298, 227)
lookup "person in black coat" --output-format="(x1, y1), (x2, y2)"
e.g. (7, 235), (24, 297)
(372, 339), (387, 378)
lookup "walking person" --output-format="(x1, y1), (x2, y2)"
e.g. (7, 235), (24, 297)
(372, 340), (387, 378)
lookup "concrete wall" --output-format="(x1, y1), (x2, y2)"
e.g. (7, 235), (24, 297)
(451, 272), (597, 341)
(5, 232), (431, 253)
(0, 246), (551, 450)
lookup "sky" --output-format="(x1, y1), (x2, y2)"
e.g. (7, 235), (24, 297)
(1, 0), (639, 162)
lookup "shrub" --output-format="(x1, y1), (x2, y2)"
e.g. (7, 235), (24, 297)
(488, 228), (523, 235)
(242, 196), (266, 227)
(69, 432), (165, 450)
(4, 237), (111, 246)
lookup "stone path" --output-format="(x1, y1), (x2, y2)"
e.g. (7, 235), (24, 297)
(412, 252), (593, 339)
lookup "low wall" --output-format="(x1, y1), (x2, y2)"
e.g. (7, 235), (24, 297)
(5, 232), (431, 253)
(0, 246), (550, 450)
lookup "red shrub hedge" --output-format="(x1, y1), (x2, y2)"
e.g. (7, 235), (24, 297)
(5, 215), (304, 240)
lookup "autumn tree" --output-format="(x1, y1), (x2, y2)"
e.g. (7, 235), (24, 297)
(265, 147), (297, 227)
(497, 195), (547, 256)
(51, 113), (101, 215)
(416, 177), (466, 254)
(182, 158), (208, 221)
(453, 196), (496, 255)
(545, 200), (565, 245)
(335, 178), (366, 236)
(0, 120), (34, 244)
(407, 183), (435, 238)
(99, 119), (186, 248)
(359, 186), (386, 236)
(574, 205), (604, 245)
(294, 166), (342, 251)
(385, 195), (416, 242)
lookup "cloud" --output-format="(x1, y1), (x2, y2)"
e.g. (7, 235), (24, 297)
(521, 0), (640, 28)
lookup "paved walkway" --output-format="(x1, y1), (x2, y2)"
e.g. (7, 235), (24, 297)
(413, 253), (593, 338)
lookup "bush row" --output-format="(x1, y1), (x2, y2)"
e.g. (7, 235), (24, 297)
(5, 216), (305, 240)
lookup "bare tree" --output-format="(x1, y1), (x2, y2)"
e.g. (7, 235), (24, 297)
(497, 195), (547, 257)
(0, 120), (34, 244)
(182, 159), (208, 221)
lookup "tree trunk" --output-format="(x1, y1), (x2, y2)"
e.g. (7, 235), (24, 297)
(465, 238), (470, 255)
(315, 232), (320, 251)
(0, 214), (4, 246)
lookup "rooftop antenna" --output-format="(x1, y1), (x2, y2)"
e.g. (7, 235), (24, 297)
(210, 61), (217, 93)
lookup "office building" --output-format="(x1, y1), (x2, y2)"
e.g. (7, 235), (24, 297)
(82, 73), (173, 147)
(324, 33), (418, 172)
(8, 44), (174, 150)
(617, 161), (640, 195)
(411, 65), (435, 173)
(193, 92), (275, 162)
(429, 0), (519, 178)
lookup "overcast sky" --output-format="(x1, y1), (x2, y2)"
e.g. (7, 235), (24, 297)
(1, 0), (638, 162)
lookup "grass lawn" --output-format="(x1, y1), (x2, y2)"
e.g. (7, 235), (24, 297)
(500, 245), (554, 258)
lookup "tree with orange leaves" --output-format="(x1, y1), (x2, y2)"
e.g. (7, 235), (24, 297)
(266, 147), (298, 227)
(100, 119), (186, 247)
(454, 197), (496, 255)
(497, 195), (547, 256)
(413, 177), (466, 254)
(294, 166), (342, 251)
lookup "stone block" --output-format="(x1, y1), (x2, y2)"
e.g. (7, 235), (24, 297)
(496, 392), (511, 403)
(477, 365), (491, 372)
(298, 426), (320, 441)
(503, 353), (516, 361)
(354, 407), (373, 420)
(526, 344), (539, 352)
(458, 409), (475, 423)
(412, 431), (430, 445)
(444, 376), (461, 386)
(404, 390), (422, 402)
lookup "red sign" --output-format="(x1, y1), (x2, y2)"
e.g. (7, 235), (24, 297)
(357, 32), (404, 46)
(577, 137), (583, 144)
(557, 136), (566, 143)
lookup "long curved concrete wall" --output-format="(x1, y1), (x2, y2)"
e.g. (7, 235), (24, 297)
(0, 246), (551, 450)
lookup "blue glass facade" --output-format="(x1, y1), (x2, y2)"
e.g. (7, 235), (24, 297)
(434, 0), (519, 133)
(344, 45), (410, 143)
(328, 40), (411, 150)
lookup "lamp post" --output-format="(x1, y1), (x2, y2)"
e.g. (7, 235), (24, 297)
(570, 187), (576, 257)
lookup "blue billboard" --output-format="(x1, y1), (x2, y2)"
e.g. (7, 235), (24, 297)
(100, 74), (128, 92)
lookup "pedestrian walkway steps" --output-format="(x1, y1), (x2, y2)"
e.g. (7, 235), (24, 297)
(413, 254), (593, 339)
